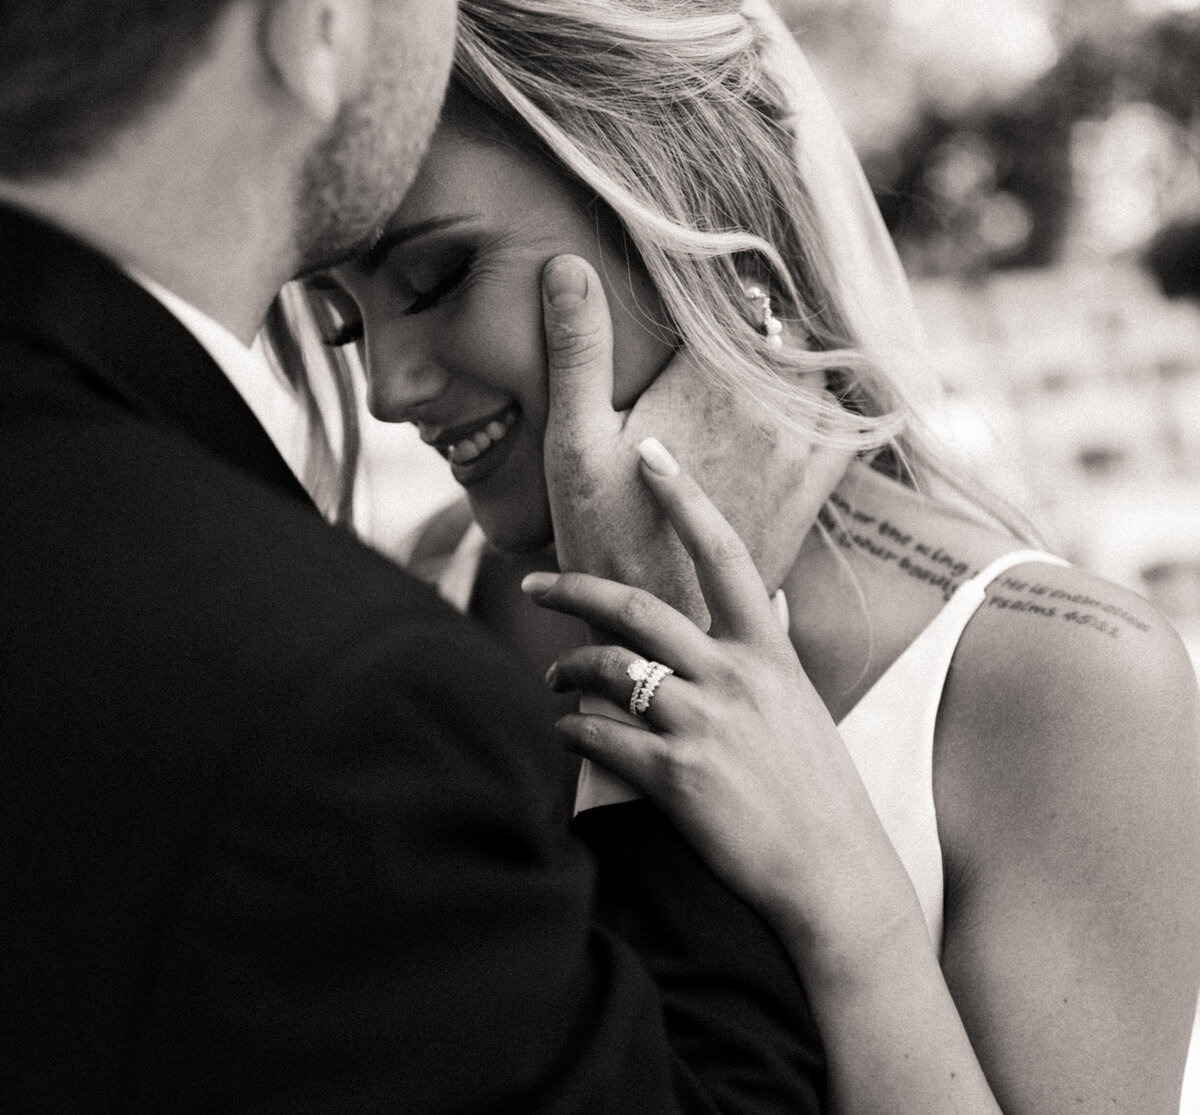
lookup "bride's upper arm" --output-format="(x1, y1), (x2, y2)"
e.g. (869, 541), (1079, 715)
(933, 566), (1200, 1114)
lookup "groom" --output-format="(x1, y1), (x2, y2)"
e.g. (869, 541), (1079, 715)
(0, 2), (820, 1111)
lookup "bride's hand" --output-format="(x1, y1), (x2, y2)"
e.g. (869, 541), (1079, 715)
(522, 437), (921, 967)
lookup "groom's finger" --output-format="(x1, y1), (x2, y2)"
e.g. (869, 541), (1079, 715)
(541, 255), (620, 446)
(521, 570), (713, 678)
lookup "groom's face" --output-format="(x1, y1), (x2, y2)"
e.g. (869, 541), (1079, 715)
(295, 0), (459, 274)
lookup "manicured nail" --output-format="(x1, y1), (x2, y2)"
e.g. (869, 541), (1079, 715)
(543, 257), (588, 308)
(545, 662), (559, 688)
(521, 572), (560, 598)
(639, 437), (679, 477)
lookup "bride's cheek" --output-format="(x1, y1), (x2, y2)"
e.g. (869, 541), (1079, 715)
(469, 283), (547, 397)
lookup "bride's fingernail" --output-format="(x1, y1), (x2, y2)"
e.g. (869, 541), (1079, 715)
(521, 572), (559, 598)
(545, 662), (558, 688)
(639, 437), (679, 477)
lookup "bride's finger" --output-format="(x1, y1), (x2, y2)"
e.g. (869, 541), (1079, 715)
(549, 645), (687, 730)
(554, 711), (669, 793)
(521, 571), (715, 677)
(636, 438), (780, 645)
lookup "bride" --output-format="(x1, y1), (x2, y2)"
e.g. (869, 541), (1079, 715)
(278, 0), (1200, 1110)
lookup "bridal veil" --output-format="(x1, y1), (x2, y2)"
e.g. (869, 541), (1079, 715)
(743, 0), (941, 412)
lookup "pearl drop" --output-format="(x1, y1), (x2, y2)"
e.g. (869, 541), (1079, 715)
(765, 318), (783, 336)
(767, 333), (784, 351)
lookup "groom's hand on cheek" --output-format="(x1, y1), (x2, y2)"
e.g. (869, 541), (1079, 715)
(540, 255), (706, 625)
(541, 254), (848, 619)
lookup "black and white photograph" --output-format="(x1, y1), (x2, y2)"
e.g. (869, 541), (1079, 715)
(2, 2), (1198, 1111)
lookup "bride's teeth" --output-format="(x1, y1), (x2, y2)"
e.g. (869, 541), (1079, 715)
(447, 407), (518, 465)
(452, 439), (482, 463)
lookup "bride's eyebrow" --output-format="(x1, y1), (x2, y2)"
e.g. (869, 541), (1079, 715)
(360, 214), (474, 276)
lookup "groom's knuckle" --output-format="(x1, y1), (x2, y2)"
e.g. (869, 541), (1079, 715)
(547, 322), (601, 369)
(577, 716), (607, 751)
(546, 444), (601, 497)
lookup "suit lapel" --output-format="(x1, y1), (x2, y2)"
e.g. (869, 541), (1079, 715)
(0, 204), (316, 510)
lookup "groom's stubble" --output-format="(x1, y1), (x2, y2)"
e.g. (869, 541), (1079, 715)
(294, 0), (458, 274)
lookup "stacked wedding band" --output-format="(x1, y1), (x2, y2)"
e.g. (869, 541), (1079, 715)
(626, 657), (674, 718)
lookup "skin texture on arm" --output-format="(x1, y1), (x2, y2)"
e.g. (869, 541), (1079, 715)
(933, 566), (1200, 1113)
(525, 445), (1200, 1115)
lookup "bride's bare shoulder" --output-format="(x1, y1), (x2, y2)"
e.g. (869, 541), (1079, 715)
(952, 558), (1192, 717)
(935, 556), (1198, 879)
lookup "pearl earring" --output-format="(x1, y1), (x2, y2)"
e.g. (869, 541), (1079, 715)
(743, 284), (784, 351)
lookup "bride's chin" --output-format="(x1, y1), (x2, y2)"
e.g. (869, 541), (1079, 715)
(472, 505), (554, 556)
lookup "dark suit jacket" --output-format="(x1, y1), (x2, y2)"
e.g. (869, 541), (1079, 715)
(0, 205), (823, 1113)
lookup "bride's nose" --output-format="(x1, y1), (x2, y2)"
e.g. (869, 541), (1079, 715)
(365, 342), (451, 424)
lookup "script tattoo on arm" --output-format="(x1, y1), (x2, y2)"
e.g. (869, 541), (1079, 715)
(823, 494), (1154, 641)
(822, 493), (975, 602)
(986, 575), (1153, 640)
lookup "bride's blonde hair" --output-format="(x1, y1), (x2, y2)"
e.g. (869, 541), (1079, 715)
(455, 0), (903, 453)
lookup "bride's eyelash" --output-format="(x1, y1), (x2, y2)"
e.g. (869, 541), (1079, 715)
(306, 276), (364, 348)
(403, 252), (477, 317)
(322, 318), (364, 348)
(311, 250), (478, 348)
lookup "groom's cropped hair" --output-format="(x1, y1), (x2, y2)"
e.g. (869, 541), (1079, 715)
(0, 2), (234, 180)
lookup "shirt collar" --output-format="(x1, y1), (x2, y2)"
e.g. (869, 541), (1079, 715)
(128, 270), (312, 488)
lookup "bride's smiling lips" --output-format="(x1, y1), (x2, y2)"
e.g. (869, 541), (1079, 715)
(419, 402), (523, 486)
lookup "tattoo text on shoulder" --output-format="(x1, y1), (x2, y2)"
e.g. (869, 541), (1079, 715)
(985, 574), (1153, 640)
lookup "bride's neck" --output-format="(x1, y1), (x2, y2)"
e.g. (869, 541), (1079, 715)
(780, 461), (1015, 720)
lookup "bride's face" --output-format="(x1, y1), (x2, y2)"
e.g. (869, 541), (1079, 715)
(330, 120), (675, 551)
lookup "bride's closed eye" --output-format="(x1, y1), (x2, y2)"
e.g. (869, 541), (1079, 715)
(402, 251), (477, 317)
(308, 251), (479, 348)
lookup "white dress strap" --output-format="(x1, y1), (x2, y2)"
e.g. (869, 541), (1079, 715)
(969, 548), (1071, 593)
(838, 548), (1068, 945)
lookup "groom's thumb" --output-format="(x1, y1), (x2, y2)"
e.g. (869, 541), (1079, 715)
(542, 255), (618, 441)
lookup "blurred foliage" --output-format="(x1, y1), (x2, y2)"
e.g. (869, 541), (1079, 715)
(794, 4), (1200, 277)
(1140, 14), (1200, 128)
(1145, 217), (1200, 298)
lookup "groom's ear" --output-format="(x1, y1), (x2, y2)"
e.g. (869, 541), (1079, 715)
(261, 0), (372, 125)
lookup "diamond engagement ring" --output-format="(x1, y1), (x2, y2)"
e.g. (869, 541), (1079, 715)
(626, 657), (674, 718)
